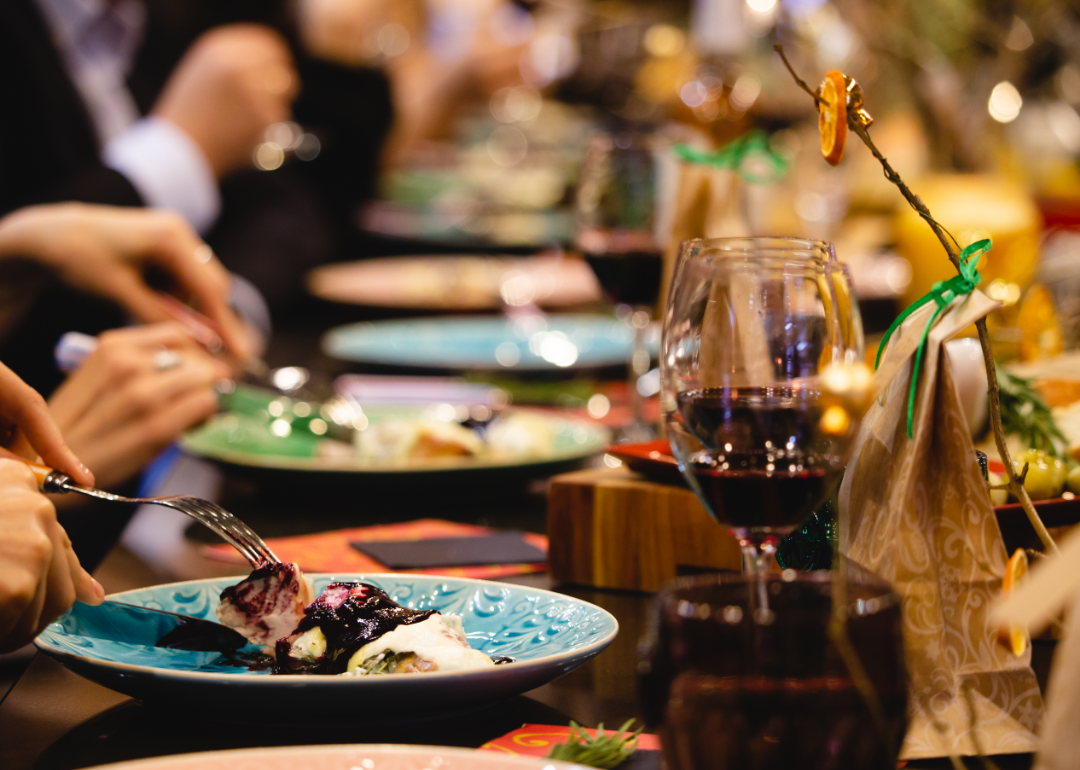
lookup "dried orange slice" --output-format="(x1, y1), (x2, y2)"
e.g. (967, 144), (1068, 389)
(818, 70), (847, 166)
(997, 548), (1029, 656)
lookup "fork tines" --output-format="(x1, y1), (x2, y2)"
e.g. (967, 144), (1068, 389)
(163, 496), (280, 567)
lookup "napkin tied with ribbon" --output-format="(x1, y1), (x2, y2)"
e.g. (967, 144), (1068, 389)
(658, 132), (786, 314)
(839, 278), (1043, 759)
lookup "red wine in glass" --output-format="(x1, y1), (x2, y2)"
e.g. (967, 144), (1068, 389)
(662, 675), (897, 769)
(675, 387), (843, 535)
(583, 249), (664, 306)
(578, 228), (663, 306)
(640, 572), (908, 770)
(578, 228), (661, 440)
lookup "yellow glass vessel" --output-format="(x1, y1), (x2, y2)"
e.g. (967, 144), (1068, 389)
(894, 175), (1042, 308)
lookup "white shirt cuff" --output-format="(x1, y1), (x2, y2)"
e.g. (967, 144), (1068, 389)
(103, 116), (221, 234)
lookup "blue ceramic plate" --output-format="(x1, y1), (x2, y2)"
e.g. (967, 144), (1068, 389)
(35, 574), (618, 721)
(322, 314), (659, 371)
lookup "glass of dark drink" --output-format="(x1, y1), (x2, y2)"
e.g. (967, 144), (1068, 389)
(661, 237), (863, 574)
(575, 132), (666, 441)
(639, 570), (908, 770)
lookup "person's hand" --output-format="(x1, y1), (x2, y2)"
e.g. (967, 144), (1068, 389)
(0, 203), (254, 361)
(0, 362), (102, 651)
(48, 324), (230, 490)
(153, 24), (298, 179)
(298, 0), (424, 67)
(457, 14), (528, 97)
(0, 361), (93, 485)
(0, 459), (104, 652)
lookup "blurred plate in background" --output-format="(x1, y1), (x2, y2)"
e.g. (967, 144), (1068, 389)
(322, 314), (658, 372)
(359, 202), (574, 250)
(307, 254), (599, 311)
(180, 386), (609, 478)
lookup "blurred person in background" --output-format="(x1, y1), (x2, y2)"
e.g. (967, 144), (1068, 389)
(0, 0), (538, 393)
(0, 203), (238, 570)
(0, 361), (104, 652)
(0, 0), (394, 393)
(298, 0), (534, 163)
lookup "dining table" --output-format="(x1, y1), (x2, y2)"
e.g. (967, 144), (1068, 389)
(0, 465), (1040, 770)
(0, 312), (1042, 770)
(0, 462), (651, 770)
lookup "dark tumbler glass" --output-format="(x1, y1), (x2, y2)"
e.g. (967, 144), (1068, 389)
(640, 570), (908, 770)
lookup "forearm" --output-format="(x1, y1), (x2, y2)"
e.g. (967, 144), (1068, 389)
(382, 51), (472, 166)
(0, 205), (62, 262)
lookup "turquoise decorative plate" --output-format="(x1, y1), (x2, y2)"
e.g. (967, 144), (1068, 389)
(35, 575), (618, 721)
(322, 314), (659, 371)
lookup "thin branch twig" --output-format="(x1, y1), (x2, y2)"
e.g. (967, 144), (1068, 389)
(774, 42), (1058, 555)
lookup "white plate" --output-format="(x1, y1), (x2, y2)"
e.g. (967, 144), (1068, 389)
(87, 744), (588, 770)
(308, 255), (599, 310)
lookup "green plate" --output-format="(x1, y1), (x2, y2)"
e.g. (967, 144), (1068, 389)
(180, 387), (609, 477)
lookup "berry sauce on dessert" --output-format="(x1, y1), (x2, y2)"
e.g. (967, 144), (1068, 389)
(217, 562), (315, 654)
(275, 582), (435, 674)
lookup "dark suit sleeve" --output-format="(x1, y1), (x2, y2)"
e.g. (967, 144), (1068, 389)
(0, 0), (147, 216)
(48, 167), (145, 209)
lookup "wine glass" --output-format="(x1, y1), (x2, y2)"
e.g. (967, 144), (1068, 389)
(661, 237), (862, 576)
(575, 131), (667, 441)
(639, 570), (908, 770)
(776, 259), (865, 570)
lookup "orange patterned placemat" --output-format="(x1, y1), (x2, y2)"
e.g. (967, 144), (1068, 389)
(202, 519), (548, 579)
(480, 724), (661, 757)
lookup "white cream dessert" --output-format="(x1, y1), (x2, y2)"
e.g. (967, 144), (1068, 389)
(273, 581), (496, 675)
(217, 572), (500, 676)
(217, 562), (315, 654)
(342, 613), (494, 675)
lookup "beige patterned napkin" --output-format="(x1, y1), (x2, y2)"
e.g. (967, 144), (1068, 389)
(838, 289), (1044, 759)
(657, 162), (749, 315)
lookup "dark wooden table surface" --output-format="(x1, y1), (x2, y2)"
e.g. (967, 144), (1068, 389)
(0, 452), (1038, 770)
(0, 464), (655, 770)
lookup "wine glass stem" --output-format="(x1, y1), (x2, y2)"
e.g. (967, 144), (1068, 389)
(734, 531), (779, 576)
(733, 531), (780, 617)
(626, 306), (652, 440)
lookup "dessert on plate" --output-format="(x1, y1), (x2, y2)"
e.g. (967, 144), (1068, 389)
(217, 563), (314, 654)
(314, 409), (558, 465)
(217, 563), (496, 675)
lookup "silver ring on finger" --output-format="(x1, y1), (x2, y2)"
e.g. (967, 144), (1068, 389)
(194, 244), (215, 264)
(153, 349), (184, 372)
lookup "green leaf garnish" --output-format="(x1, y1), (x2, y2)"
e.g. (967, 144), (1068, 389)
(997, 370), (1068, 460)
(546, 719), (642, 769)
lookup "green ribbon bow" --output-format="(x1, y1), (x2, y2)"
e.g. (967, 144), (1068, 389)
(874, 238), (992, 438)
(672, 130), (788, 184)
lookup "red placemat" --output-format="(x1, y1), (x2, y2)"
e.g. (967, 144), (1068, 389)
(480, 725), (906, 768)
(202, 518), (548, 579)
(480, 724), (661, 757)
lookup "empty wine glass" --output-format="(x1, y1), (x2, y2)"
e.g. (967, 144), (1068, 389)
(661, 237), (862, 576)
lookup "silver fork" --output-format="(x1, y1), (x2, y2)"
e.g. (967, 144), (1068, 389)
(26, 461), (279, 568)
